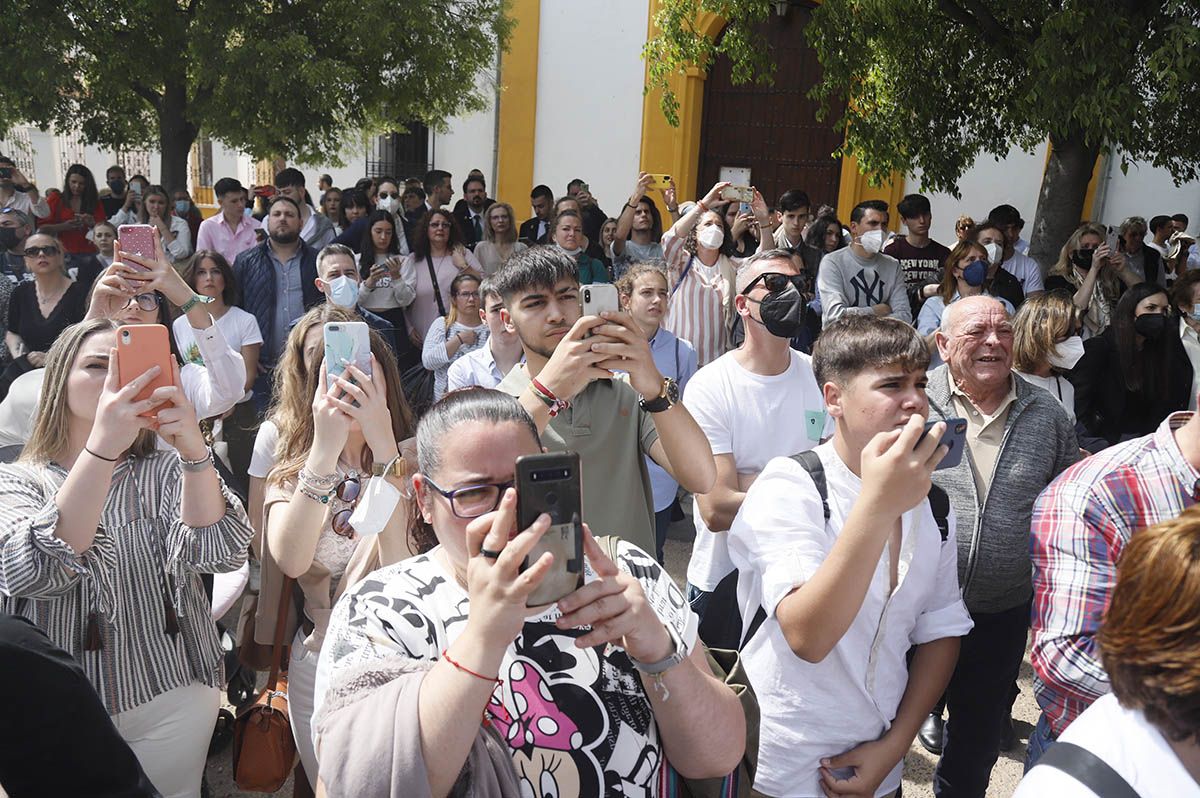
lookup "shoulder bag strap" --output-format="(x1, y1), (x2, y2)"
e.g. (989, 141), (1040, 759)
(267, 575), (295, 688)
(1036, 741), (1142, 798)
(670, 255), (694, 297)
(425, 253), (447, 317)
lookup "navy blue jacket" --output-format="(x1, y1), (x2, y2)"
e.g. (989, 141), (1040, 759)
(233, 239), (322, 361)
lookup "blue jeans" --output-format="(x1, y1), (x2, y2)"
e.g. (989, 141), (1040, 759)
(1024, 712), (1057, 772)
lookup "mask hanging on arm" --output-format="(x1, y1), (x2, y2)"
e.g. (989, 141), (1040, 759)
(1047, 335), (1085, 370)
(697, 225), (724, 251)
(327, 275), (360, 309)
(858, 229), (886, 254)
(962, 259), (988, 287)
(984, 242), (1003, 266)
(752, 282), (805, 339)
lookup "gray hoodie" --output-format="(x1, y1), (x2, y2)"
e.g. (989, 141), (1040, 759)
(926, 366), (1080, 614)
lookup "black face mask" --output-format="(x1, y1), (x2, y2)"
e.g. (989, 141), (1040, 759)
(750, 283), (805, 339)
(0, 227), (19, 251)
(1133, 313), (1168, 340)
(1071, 249), (1095, 270)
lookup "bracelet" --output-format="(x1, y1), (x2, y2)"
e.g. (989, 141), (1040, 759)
(625, 202), (638, 210)
(530, 377), (570, 417)
(84, 446), (119, 462)
(696, 200), (708, 212)
(178, 448), (213, 473)
(441, 648), (500, 684)
(299, 467), (340, 489)
(298, 483), (332, 504)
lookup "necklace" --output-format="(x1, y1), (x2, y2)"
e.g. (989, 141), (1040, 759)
(35, 279), (68, 312)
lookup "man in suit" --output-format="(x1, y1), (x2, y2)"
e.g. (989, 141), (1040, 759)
(453, 174), (493, 250)
(518, 184), (554, 246)
(451, 169), (495, 217)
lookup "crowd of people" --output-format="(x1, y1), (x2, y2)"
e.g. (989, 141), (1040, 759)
(0, 156), (1198, 798)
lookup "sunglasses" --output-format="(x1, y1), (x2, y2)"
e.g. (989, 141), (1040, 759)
(123, 293), (163, 312)
(24, 245), (60, 257)
(330, 477), (362, 538)
(377, 191), (398, 199)
(741, 271), (805, 295)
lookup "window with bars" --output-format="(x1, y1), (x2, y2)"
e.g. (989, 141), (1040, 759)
(367, 124), (430, 181)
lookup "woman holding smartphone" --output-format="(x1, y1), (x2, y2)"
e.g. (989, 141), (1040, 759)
(314, 389), (744, 797)
(110, 184), (193, 263)
(37, 163), (107, 262)
(0, 317), (253, 798)
(357, 209), (414, 334)
(258, 305), (417, 788)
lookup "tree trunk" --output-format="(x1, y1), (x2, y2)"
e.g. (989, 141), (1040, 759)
(157, 81), (199, 195)
(1028, 130), (1101, 273)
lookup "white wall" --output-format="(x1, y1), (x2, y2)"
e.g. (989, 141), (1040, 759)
(912, 143), (1049, 245)
(533, 0), (649, 216)
(1094, 153), (1200, 234)
(432, 65), (500, 200)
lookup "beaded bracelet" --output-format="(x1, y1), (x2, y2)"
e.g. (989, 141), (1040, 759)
(298, 483), (331, 504)
(300, 467), (340, 489)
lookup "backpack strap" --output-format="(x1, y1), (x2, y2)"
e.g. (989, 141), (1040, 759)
(790, 450), (830, 520)
(1035, 741), (1142, 798)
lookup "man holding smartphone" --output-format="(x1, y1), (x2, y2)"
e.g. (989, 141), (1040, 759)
(728, 315), (973, 798)
(922, 296), (1079, 797)
(493, 247), (716, 555)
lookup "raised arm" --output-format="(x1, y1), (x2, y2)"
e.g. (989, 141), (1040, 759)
(613, 173), (654, 257)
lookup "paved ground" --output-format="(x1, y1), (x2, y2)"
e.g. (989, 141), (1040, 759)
(206, 513), (1033, 797)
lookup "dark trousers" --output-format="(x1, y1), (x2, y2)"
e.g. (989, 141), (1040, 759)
(0, 614), (158, 797)
(653, 506), (672, 565)
(685, 569), (743, 651)
(933, 601), (1030, 798)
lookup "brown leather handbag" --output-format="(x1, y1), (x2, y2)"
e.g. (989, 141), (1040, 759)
(232, 575), (298, 792)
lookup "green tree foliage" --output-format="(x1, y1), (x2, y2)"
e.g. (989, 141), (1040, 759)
(645, 0), (1200, 265)
(0, 0), (512, 192)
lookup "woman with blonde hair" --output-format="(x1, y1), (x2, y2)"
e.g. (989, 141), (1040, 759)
(915, 238), (1014, 366)
(0, 317), (252, 797)
(1045, 223), (1141, 338)
(254, 302), (418, 789)
(1012, 291), (1083, 424)
(472, 201), (528, 275)
(421, 272), (488, 401)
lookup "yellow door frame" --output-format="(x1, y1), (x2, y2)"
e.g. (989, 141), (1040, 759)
(495, 0), (541, 210)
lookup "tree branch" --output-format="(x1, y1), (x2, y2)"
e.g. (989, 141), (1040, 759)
(937, 0), (1015, 47)
(130, 81), (163, 111)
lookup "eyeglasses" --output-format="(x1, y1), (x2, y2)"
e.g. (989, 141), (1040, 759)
(422, 477), (513, 519)
(330, 477), (362, 538)
(23, 245), (60, 257)
(455, 291), (480, 299)
(740, 271), (805, 295)
(428, 221), (452, 229)
(123, 293), (162, 312)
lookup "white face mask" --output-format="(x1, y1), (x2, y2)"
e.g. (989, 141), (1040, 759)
(1191, 304), (1200, 321)
(857, 228), (886, 254)
(984, 241), (1003, 266)
(1047, 335), (1085, 370)
(327, 275), (359, 309)
(376, 196), (398, 213)
(697, 225), (724, 250)
(557, 244), (584, 257)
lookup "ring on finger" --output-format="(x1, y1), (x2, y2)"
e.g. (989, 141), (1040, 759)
(479, 547), (502, 559)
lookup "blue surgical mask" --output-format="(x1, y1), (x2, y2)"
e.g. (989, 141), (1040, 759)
(327, 275), (359, 309)
(962, 259), (988, 287)
(243, 207), (254, 218)
(174, 200), (190, 215)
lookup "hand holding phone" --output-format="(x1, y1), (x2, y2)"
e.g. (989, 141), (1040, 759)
(720, 185), (754, 204)
(116, 324), (177, 418)
(917, 417), (968, 470)
(118, 224), (158, 271)
(324, 322), (372, 384)
(517, 453), (584, 606)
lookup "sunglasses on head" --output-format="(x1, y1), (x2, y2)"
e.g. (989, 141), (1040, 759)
(330, 476), (362, 538)
(741, 271), (805, 295)
(24, 245), (59, 257)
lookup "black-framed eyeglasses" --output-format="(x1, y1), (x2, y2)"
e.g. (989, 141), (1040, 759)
(422, 477), (514, 518)
(741, 271), (805, 295)
(330, 476), (362, 538)
(123, 293), (163, 312)
(23, 245), (60, 257)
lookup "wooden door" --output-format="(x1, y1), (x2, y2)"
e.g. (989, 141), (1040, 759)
(698, 5), (845, 212)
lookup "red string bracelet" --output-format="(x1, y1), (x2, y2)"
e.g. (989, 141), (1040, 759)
(442, 648), (500, 684)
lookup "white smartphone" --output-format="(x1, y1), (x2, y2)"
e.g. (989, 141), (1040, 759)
(580, 283), (619, 317)
(323, 321), (372, 382)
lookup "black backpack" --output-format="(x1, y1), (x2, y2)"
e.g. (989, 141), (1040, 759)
(740, 450), (951, 647)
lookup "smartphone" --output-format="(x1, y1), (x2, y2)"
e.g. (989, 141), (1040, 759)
(1106, 228), (1121, 254)
(118, 224), (157, 270)
(720, 185), (754, 204)
(116, 324), (175, 418)
(646, 173), (672, 189)
(580, 283), (620, 317)
(323, 321), (372, 382)
(517, 452), (584, 607)
(130, 182), (142, 197)
(739, 202), (751, 214)
(917, 417), (969, 470)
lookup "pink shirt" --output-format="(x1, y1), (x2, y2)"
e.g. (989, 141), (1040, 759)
(196, 213), (261, 264)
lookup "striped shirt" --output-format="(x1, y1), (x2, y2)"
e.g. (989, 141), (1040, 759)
(0, 451), (253, 714)
(662, 230), (745, 368)
(1030, 412), (1200, 735)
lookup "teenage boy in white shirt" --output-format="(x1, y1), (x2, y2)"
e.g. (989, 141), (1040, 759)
(728, 314), (973, 798)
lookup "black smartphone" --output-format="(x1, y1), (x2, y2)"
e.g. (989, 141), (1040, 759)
(516, 452), (584, 606)
(917, 417), (968, 470)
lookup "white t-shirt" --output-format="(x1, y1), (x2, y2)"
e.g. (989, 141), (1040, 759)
(683, 349), (830, 591)
(728, 443), (973, 797)
(173, 307), (261, 403)
(1015, 371), (1076, 425)
(1014, 693), (1200, 798)
(248, 419), (279, 480)
(1002, 250), (1045, 294)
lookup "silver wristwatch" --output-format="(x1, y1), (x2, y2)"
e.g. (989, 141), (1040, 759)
(629, 624), (686, 700)
(178, 448), (214, 473)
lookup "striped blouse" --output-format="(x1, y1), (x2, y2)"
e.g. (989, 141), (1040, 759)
(0, 451), (253, 714)
(662, 230), (746, 368)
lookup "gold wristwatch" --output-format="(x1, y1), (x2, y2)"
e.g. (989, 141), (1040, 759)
(371, 454), (407, 478)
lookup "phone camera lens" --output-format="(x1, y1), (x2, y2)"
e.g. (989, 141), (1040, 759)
(545, 492), (558, 506)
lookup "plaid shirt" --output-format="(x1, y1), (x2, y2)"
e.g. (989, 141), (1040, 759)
(1030, 412), (1200, 736)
